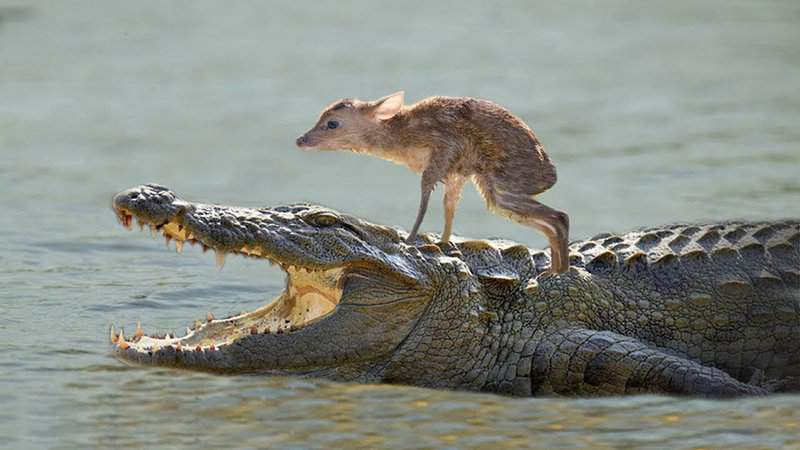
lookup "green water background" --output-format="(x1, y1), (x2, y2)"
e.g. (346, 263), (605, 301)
(1, 1), (799, 448)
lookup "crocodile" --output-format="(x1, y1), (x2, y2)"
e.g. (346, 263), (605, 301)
(109, 184), (800, 398)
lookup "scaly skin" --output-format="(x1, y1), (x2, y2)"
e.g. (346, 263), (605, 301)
(109, 184), (800, 398)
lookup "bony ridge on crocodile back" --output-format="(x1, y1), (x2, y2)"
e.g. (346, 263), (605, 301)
(110, 184), (800, 398)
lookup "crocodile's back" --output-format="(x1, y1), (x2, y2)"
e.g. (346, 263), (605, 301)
(570, 220), (800, 381)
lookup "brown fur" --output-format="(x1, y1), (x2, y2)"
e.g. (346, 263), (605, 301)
(297, 92), (570, 273)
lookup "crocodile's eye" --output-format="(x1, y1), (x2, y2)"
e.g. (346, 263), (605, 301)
(326, 120), (339, 130)
(310, 212), (339, 227)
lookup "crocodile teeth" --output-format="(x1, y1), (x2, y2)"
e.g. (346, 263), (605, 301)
(186, 327), (192, 336)
(215, 251), (226, 269)
(110, 325), (118, 344)
(118, 212), (132, 229)
(134, 321), (144, 341)
(175, 341), (182, 351)
(118, 330), (129, 350)
(194, 320), (202, 330)
(207, 312), (214, 322)
(175, 240), (183, 253)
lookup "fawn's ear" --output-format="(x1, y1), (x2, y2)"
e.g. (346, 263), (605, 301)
(371, 91), (404, 120)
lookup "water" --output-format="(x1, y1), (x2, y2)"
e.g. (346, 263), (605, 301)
(1, 1), (799, 448)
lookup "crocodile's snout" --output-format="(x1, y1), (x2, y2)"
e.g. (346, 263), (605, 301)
(112, 184), (191, 229)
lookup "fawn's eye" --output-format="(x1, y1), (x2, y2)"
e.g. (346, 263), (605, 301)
(327, 120), (339, 130)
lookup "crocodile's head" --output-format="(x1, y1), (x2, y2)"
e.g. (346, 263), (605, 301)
(110, 184), (473, 377)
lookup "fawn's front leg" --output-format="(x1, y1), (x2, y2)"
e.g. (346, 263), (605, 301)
(406, 169), (439, 244)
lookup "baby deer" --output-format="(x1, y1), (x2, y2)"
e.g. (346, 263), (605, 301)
(296, 92), (570, 273)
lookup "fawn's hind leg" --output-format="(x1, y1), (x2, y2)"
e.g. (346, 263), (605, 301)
(441, 175), (467, 244)
(490, 190), (570, 273)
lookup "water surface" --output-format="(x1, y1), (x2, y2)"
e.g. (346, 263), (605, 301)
(1, 1), (799, 448)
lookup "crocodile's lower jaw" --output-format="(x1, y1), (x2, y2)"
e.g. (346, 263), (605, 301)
(110, 210), (345, 355)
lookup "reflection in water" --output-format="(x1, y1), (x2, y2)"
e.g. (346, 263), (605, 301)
(53, 368), (800, 449)
(1, 0), (799, 448)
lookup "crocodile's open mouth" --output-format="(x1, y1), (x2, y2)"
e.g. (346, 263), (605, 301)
(110, 208), (346, 355)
